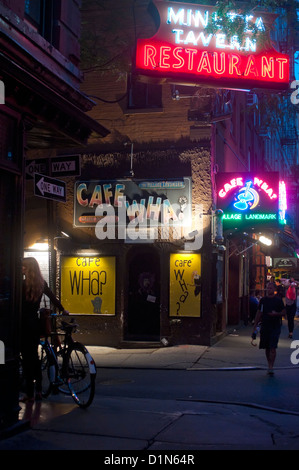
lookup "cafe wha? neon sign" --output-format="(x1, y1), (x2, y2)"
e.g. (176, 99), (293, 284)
(218, 176), (278, 204)
(216, 174), (281, 226)
(135, 1), (290, 90)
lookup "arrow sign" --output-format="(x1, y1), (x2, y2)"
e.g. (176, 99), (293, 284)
(34, 173), (66, 202)
(25, 158), (49, 179)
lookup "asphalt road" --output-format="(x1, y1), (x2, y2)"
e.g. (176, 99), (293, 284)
(96, 365), (299, 414)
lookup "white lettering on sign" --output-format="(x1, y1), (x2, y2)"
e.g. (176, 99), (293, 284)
(166, 7), (265, 52)
(52, 161), (76, 173)
(37, 177), (65, 197)
(26, 160), (47, 177)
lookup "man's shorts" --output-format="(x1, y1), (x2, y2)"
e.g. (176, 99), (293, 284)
(259, 326), (281, 349)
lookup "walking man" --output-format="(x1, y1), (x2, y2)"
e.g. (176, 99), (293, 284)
(252, 283), (285, 375)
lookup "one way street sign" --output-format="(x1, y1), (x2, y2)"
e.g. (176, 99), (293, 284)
(34, 173), (66, 202)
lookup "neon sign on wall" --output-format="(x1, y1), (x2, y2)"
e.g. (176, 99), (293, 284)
(135, 1), (289, 91)
(216, 173), (280, 227)
(278, 180), (287, 224)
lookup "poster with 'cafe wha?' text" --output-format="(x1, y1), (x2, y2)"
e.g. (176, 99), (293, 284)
(169, 253), (201, 317)
(61, 256), (116, 315)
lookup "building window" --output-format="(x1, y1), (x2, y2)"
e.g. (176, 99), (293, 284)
(127, 74), (162, 110)
(25, 0), (58, 47)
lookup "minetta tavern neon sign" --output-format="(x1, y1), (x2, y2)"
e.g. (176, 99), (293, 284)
(135, 1), (290, 90)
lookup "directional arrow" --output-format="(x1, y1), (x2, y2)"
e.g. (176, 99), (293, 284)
(37, 177), (65, 197)
(34, 173), (66, 202)
(25, 158), (48, 179)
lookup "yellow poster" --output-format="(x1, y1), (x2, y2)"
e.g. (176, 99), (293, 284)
(169, 253), (201, 317)
(61, 256), (116, 315)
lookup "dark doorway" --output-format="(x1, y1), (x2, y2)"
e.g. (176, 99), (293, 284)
(126, 249), (160, 341)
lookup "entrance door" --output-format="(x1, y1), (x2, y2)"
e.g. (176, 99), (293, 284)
(127, 250), (160, 341)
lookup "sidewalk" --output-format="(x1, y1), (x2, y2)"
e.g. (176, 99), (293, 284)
(86, 321), (297, 371)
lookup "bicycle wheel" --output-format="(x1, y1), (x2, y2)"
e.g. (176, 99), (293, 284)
(39, 342), (57, 398)
(56, 349), (71, 395)
(66, 343), (96, 408)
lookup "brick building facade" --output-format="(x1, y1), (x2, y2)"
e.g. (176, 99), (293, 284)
(23, 1), (225, 348)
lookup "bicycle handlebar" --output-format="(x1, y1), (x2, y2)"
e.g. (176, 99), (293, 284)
(50, 311), (70, 317)
(49, 313), (78, 333)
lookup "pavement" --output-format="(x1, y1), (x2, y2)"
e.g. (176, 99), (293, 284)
(1, 320), (299, 452)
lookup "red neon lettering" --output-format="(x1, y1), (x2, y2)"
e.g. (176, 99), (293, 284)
(173, 47), (184, 68)
(244, 55), (258, 77)
(144, 45), (157, 68)
(197, 51), (211, 74)
(185, 48), (197, 70)
(160, 46), (171, 68)
(218, 177), (244, 197)
(229, 54), (241, 76)
(214, 52), (225, 74)
(136, 42), (289, 88)
(276, 57), (288, 80)
(261, 56), (274, 78)
(254, 177), (262, 187)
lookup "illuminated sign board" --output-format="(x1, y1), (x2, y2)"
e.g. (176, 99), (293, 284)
(169, 253), (201, 317)
(216, 172), (280, 228)
(61, 256), (116, 315)
(74, 178), (191, 228)
(279, 180), (287, 224)
(135, 1), (289, 91)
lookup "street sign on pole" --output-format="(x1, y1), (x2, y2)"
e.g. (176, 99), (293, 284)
(50, 155), (81, 177)
(34, 173), (66, 202)
(26, 155), (81, 179)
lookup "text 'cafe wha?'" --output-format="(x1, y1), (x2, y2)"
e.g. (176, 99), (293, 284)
(135, 1), (290, 91)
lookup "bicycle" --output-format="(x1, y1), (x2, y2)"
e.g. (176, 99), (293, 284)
(39, 314), (96, 408)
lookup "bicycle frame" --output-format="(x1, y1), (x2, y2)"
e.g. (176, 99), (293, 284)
(40, 315), (96, 406)
(41, 320), (77, 390)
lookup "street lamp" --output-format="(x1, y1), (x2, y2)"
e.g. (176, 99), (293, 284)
(259, 235), (272, 246)
(28, 238), (49, 251)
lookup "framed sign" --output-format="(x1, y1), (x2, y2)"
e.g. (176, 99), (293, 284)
(74, 177), (192, 228)
(216, 172), (280, 229)
(61, 256), (116, 315)
(169, 253), (201, 317)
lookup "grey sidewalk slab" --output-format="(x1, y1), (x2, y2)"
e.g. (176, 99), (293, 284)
(86, 321), (298, 371)
(2, 395), (299, 450)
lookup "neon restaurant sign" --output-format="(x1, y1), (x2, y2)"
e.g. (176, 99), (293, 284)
(135, 1), (290, 91)
(216, 173), (284, 228)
